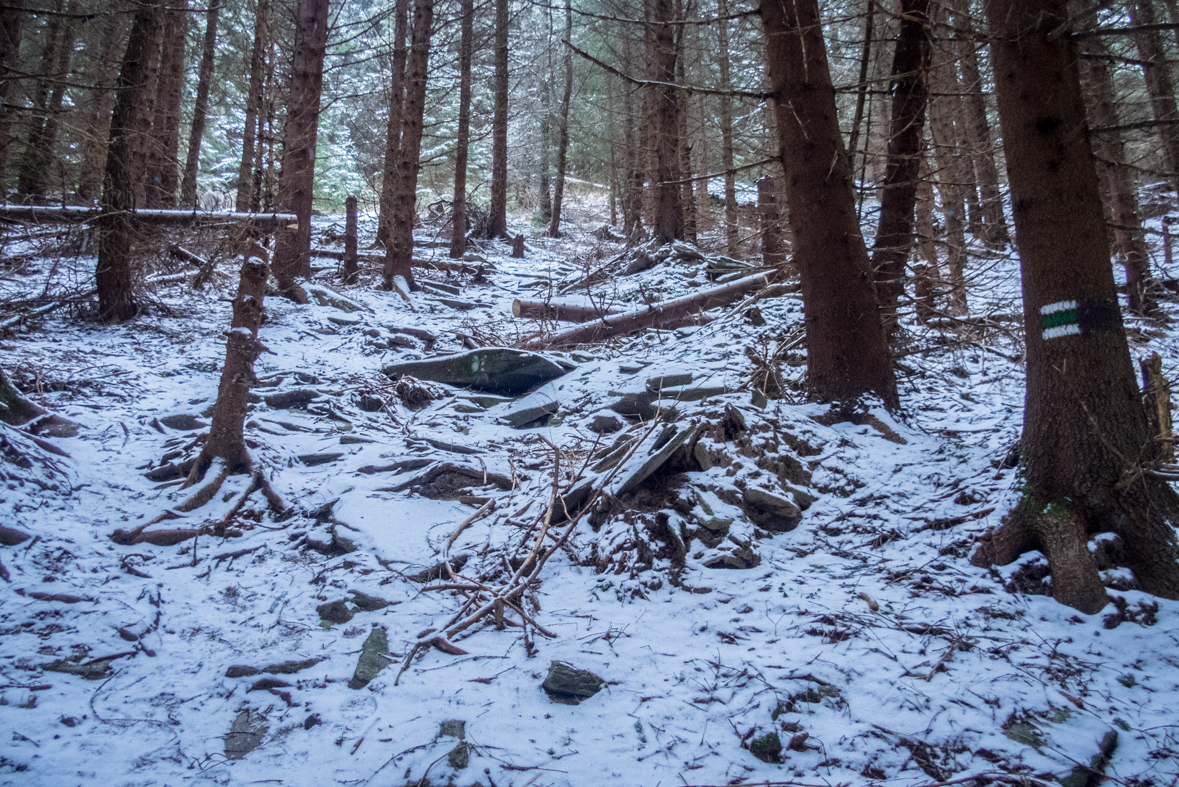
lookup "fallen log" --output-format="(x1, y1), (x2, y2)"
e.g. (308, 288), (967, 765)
(524, 271), (777, 349)
(310, 248), (490, 275)
(0, 205), (297, 230)
(512, 299), (623, 323)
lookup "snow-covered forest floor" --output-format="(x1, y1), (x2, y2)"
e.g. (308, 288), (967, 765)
(2, 204), (1178, 787)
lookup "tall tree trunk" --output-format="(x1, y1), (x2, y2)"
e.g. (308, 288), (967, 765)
(675, 4), (695, 244)
(976, 0), (1179, 613)
(146, 0), (188, 208)
(377, 0), (409, 247)
(928, 46), (969, 313)
(538, 30), (552, 224)
(449, 0), (473, 258)
(870, 0), (932, 329)
(237, 0), (269, 213)
(949, 0), (1007, 245)
(846, 0), (875, 173)
(716, 0), (738, 254)
(96, 0), (163, 323)
(271, 0), (329, 296)
(649, 0), (682, 245)
(76, 4), (130, 203)
(548, 0), (573, 238)
(382, 0), (434, 293)
(1080, 35), (1155, 316)
(16, 0), (73, 202)
(180, 0), (220, 208)
(0, 0), (25, 195)
(488, 0), (509, 238)
(623, 76), (642, 239)
(1132, 0), (1179, 191)
(760, 0), (897, 408)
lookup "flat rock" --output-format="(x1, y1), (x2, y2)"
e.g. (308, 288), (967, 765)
(0, 525), (31, 546)
(501, 398), (559, 429)
(383, 348), (573, 397)
(159, 414), (206, 431)
(225, 709), (267, 760)
(741, 487), (802, 532)
(590, 414), (623, 434)
(299, 452), (343, 467)
(263, 657), (326, 675)
(225, 665), (260, 678)
(348, 626), (389, 690)
(265, 389), (320, 409)
(646, 373), (693, 392)
(542, 661), (604, 705)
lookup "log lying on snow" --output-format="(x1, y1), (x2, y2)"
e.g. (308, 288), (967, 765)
(310, 248), (491, 275)
(383, 348), (574, 397)
(524, 271), (778, 349)
(512, 299), (623, 323)
(0, 205), (297, 230)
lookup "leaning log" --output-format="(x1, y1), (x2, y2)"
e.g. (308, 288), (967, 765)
(512, 299), (623, 323)
(0, 205), (297, 230)
(524, 271), (777, 349)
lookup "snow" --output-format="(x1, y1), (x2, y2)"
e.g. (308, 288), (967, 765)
(1, 215), (1178, 787)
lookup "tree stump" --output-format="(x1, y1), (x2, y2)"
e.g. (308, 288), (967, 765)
(511, 233), (525, 258)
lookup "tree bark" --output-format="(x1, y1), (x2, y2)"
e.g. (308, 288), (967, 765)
(649, 0), (683, 245)
(0, 0), (25, 196)
(1132, 0), (1179, 191)
(17, 0), (75, 202)
(271, 0), (329, 296)
(188, 246), (270, 484)
(449, 0), (473, 258)
(548, 0), (573, 238)
(343, 194), (358, 284)
(1080, 35), (1155, 316)
(382, 0), (434, 293)
(870, 0), (932, 329)
(760, 0), (897, 408)
(97, 0), (163, 323)
(180, 0), (220, 208)
(488, 0), (509, 238)
(146, 0), (188, 208)
(716, 0), (738, 255)
(757, 176), (784, 267)
(377, 0), (409, 247)
(845, 0), (874, 174)
(977, 0), (1179, 613)
(928, 45), (969, 314)
(76, 4), (130, 203)
(236, 0), (269, 213)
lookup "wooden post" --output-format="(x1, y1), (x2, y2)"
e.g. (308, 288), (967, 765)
(343, 195), (358, 284)
(757, 176), (785, 268)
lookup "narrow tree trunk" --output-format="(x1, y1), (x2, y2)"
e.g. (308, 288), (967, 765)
(187, 246), (270, 484)
(343, 195), (358, 284)
(548, 0), (573, 238)
(382, 0), (434, 293)
(538, 39), (552, 223)
(17, 1), (73, 202)
(846, 0), (875, 173)
(488, 0), (509, 238)
(76, 4), (130, 203)
(649, 0), (683, 245)
(1080, 35), (1155, 316)
(449, 0), (473, 259)
(180, 0), (220, 208)
(377, 0), (409, 247)
(757, 176), (784, 267)
(760, 0), (897, 408)
(870, 0), (932, 329)
(96, 0), (163, 323)
(271, 0), (329, 296)
(714, 0), (738, 254)
(928, 48), (969, 313)
(146, 0), (189, 208)
(1133, 0), (1179, 191)
(977, 0), (1179, 612)
(236, 0), (269, 213)
(623, 72), (643, 239)
(0, 0), (25, 195)
(949, 0), (1007, 245)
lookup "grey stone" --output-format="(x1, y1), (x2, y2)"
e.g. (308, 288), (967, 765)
(159, 414), (206, 431)
(224, 709), (267, 760)
(541, 661), (604, 705)
(348, 626), (388, 690)
(590, 415), (623, 434)
(741, 487), (802, 532)
(383, 349), (573, 397)
(646, 373), (693, 392)
(263, 657), (326, 675)
(225, 665), (260, 678)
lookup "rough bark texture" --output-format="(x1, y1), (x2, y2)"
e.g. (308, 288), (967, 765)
(845, 0), (874, 172)
(146, 0), (189, 208)
(271, 0), (329, 295)
(17, 1), (74, 202)
(0, 0), (25, 195)
(77, 4), (130, 203)
(716, 0), (738, 254)
(928, 51), (969, 314)
(488, 0), (509, 238)
(188, 247), (270, 484)
(1080, 35), (1155, 316)
(757, 176), (784, 267)
(1133, 0), (1179, 190)
(649, 0), (683, 246)
(869, 0), (932, 328)
(548, 0), (573, 238)
(978, 0), (1179, 613)
(760, 0), (898, 408)
(343, 195), (358, 284)
(449, 0), (473, 259)
(96, 0), (163, 324)
(382, 0), (433, 293)
(377, 0), (409, 247)
(180, 0), (220, 207)
(237, 0), (269, 213)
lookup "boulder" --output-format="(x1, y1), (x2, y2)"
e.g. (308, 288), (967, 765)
(541, 661), (604, 705)
(383, 348), (573, 397)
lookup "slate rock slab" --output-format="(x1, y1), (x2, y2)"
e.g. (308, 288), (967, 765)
(741, 487), (802, 532)
(383, 348), (573, 397)
(225, 709), (268, 760)
(541, 661), (604, 705)
(348, 626), (388, 689)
